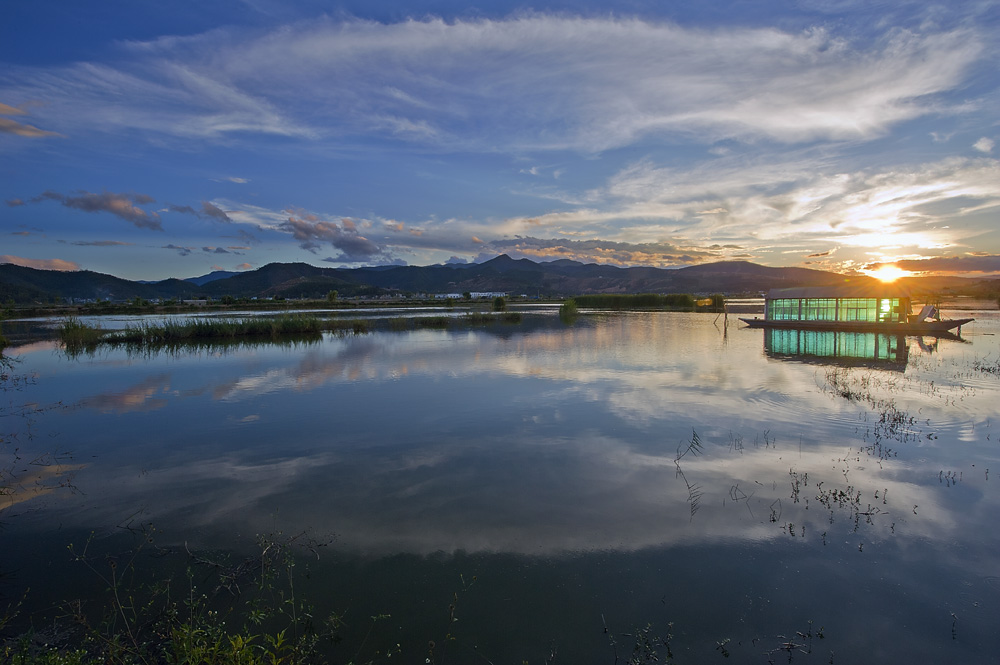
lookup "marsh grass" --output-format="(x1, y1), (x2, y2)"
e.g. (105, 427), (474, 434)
(59, 311), (523, 354)
(56, 317), (327, 358)
(106, 315), (324, 344)
(59, 316), (347, 355)
(462, 311), (522, 324)
(57, 319), (105, 353)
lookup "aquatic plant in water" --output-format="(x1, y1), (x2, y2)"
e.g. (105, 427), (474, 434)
(821, 368), (921, 444)
(57, 318), (105, 353)
(559, 298), (578, 323)
(2, 528), (344, 665)
(972, 356), (1000, 375)
(105, 315), (325, 343)
(58, 315), (330, 350)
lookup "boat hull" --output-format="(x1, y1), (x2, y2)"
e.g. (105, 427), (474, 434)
(738, 317), (974, 335)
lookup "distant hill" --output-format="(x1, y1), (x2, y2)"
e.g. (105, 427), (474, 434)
(198, 262), (373, 299)
(0, 256), (990, 305)
(0, 263), (199, 303)
(185, 270), (240, 286)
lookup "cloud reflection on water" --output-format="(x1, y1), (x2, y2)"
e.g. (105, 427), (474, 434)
(9, 313), (999, 560)
(43, 423), (994, 559)
(79, 373), (172, 413)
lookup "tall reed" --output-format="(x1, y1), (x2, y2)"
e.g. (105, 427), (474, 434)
(106, 315), (324, 343)
(58, 318), (105, 351)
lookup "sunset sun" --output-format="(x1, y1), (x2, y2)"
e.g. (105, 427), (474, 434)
(865, 264), (911, 282)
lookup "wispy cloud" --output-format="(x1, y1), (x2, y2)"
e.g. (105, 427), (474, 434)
(0, 101), (62, 137)
(0, 60), (313, 141)
(182, 151), (1000, 271)
(18, 190), (162, 230)
(0, 117), (62, 137)
(217, 201), (287, 230)
(4, 9), (995, 279)
(0, 16), (984, 150)
(0, 102), (27, 115)
(519, 155), (1000, 267)
(0, 255), (80, 271)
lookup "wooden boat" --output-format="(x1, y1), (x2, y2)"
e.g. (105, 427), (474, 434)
(738, 286), (973, 335)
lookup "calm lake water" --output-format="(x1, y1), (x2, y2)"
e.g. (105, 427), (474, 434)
(3, 307), (999, 663)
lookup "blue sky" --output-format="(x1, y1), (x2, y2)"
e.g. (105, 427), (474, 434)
(2, 1), (998, 281)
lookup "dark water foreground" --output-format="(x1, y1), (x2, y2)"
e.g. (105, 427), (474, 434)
(2, 308), (999, 663)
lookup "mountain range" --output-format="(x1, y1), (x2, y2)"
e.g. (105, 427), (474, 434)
(0, 255), (992, 305)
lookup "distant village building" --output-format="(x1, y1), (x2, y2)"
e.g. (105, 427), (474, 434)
(435, 292), (507, 299)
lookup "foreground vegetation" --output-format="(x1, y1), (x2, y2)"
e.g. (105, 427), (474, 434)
(1, 525), (830, 665)
(2, 531), (352, 665)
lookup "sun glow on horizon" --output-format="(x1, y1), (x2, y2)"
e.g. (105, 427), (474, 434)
(864, 264), (912, 282)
